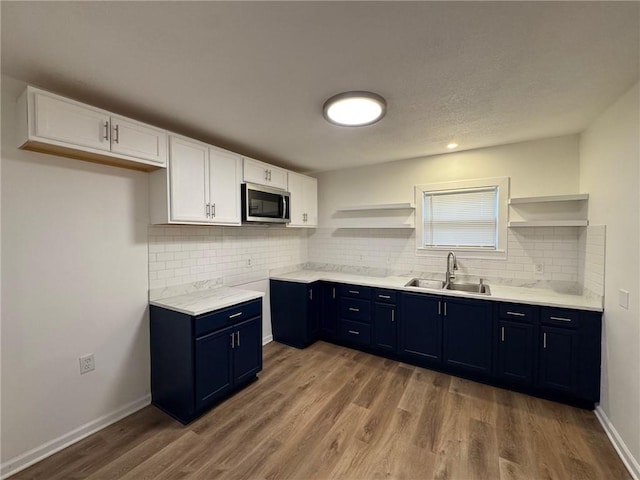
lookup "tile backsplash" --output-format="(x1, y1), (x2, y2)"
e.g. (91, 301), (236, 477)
(308, 226), (605, 297)
(148, 226), (308, 298)
(147, 223), (604, 303)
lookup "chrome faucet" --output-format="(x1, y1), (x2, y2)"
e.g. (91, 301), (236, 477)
(446, 251), (458, 283)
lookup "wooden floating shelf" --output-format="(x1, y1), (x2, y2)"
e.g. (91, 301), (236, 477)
(335, 202), (415, 212)
(509, 194), (589, 205)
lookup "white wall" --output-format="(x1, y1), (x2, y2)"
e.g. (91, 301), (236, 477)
(579, 82), (640, 475)
(1, 76), (151, 475)
(310, 136), (587, 289)
(315, 135), (580, 227)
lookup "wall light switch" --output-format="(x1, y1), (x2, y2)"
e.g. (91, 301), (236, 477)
(619, 289), (629, 309)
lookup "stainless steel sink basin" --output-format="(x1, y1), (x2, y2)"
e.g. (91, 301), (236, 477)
(445, 282), (491, 295)
(404, 278), (445, 290)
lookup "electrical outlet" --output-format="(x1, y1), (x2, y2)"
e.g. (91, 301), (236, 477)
(534, 263), (544, 274)
(79, 354), (95, 374)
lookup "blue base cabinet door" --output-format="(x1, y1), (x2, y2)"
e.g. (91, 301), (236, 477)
(195, 326), (234, 410)
(442, 298), (493, 376)
(270, 279), (319, 349)
(539, 326), (578, 394)
(372, 302), (397, 352)
(497, 320), (534, 386)
(399, 293), (442, 365)
(321, 282), (339, 341)
(233, 317), (263, 384)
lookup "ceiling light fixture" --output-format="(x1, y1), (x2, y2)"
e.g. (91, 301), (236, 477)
(323, 91), (386, 127)
(446, 143), (459, 149)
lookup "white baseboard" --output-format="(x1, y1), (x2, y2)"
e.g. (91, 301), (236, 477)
(262, 334), (273, 345)
(1, 394), (151, 479)
(595, 406), (640, 480)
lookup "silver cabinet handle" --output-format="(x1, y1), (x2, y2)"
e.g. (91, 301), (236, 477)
(444, 302), (447, 317)
(268, 170), (272, 181)
(501, 326), (505, 342)
(229, 312), (243, 319)
(507, 311), (525, 317)
(206, 203), (211, 217)
(438, 301), (441, 316)
(236, 331), (240, 347)
(348, 307), (359, 312)
(378, 295), (391, 299)
(103, 121), (110, 140)
(391, 310), (395, 322)
(309, 289), (313, 300)
(550, 316), (572, 322)
(332, 287), (335, 299)
(543, 332), (547, 349)
(348, 330), (360, 335)
(211, 203), (216, 217)
(349, 290), (359, 294)
(265, 169), (269, 181)
(230, 332), (235, 348)
(113, 124), (120, 144)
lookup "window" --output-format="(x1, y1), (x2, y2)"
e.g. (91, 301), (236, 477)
(416, 177), (509, 258)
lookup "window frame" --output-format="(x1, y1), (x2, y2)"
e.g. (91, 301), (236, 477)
(415, 177), (509, 259)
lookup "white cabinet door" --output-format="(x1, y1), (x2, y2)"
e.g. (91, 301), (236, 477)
(209, 147), (242, 225)
(243, 157), (288, 190)
(169, 137), (209, 223)
(33, 91), (111, 152)
(287, 172), (318, 228)
(110, 115), (167, 165)
(305, 175), (318, 227)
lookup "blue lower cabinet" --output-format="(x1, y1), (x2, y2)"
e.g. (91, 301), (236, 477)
(150, 298), (263, 424)
(321, 282), (339, 341)
(270, 279), (320, 348)
(399, 293), (442, 365)
(372, 302), (397, 352)
(497, 320), (535, 386)
(442, 297), (493, 376)
(538, 325), (578, 394)
(339, 319), (371, 345)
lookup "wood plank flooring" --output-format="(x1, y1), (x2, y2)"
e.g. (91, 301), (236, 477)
(13, 341), (630, 480)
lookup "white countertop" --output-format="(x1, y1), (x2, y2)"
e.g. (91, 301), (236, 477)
(270, 270), (603, 312)
(150, 286), (264, 316)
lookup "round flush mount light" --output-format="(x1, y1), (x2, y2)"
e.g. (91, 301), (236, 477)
(446, 142), (459, 150)
(323, 91), (386, 127)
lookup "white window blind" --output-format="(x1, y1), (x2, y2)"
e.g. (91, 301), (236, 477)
(423, 187), (498, 248)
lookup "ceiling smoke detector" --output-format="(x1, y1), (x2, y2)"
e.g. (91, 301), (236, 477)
(323, 91), (386, 127)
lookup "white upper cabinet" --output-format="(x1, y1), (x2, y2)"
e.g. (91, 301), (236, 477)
(150, 135), (242, 225)
(109, 115), (167, 165)
(208, 146), (242, 224)
(169, 136), (209, 223)
(287, 172), (318, 228)
(243, 157), (288, 190)
(17, 86), (167, 170)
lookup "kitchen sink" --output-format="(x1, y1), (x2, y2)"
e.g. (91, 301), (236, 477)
(445, 282), (491, 295)
(404, 278), (446, 290)
(405, 278), (491, 295)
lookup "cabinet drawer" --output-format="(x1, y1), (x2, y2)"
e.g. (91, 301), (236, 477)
(340, 298), (371, 322)
(195, 299), (261, 337)
(340, 284), (372, 299)
(540, 307), (579, 328)
(374, 289), (397, 303)
(340, 320), (371, 346)
(499, 303), (534, 323)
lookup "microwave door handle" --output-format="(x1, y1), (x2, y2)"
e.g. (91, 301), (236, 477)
(282, 196), (287, 219)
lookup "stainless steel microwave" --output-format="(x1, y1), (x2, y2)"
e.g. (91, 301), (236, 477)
(241, 183), (291, 224)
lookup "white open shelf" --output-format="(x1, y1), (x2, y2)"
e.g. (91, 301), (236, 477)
(509, 193), (589, 205)
(508, 193), (589, 228)
(335, 202), (415, 212)
(333, 202), (415, 229)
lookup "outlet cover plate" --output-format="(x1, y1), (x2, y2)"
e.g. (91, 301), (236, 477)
(79, 354), (95, 374)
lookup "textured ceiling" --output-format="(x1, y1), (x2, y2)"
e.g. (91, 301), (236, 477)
(2, 2), (638, 173)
